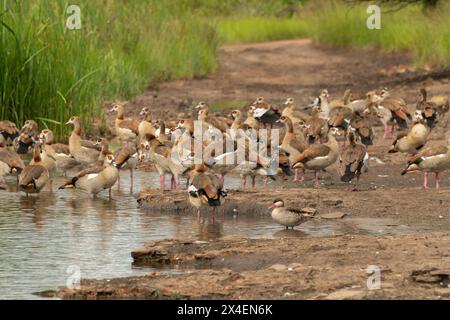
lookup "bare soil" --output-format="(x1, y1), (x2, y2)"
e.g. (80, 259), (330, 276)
(45, 39), (450, 299)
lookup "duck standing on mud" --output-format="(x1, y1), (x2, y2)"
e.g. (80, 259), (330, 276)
(269, 199), (315, 230)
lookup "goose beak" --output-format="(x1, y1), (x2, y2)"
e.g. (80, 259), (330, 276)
(268, 204), (275, 209)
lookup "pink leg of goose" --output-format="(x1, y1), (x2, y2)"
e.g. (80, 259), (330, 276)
(423, 172), (429, 189)
(196, 208), (201, 222)
(263, 176), (268, 189)
(251, 176), (256, 189)
(314, 170), (320, 188)
(299, 169), (305, 182)
(160, 175), (165, 192)
(170, 175), (175, 190)
(383, 125), (389, 139)
(294, 169), (299, 182)
(435, 172), (440, 189)
(241, 176), (247, 191)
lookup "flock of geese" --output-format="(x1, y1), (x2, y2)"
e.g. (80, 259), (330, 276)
(0, 86), (449, 229)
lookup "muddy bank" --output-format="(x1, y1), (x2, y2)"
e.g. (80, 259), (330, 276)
(41, 233), (450, 299)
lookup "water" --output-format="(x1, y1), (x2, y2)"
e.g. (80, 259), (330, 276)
(0, 171), (433, 299)
(0, 171), (284, 299)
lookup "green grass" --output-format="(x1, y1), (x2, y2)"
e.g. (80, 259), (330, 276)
(218, 17), (308, 44)
(303, 0), (450, 66)
(209, 100), (248, 112)
(0, 0), (219, 140)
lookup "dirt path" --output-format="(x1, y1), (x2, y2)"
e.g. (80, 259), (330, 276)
(120, 39), (449, 121)
(57, 39), (450, 300)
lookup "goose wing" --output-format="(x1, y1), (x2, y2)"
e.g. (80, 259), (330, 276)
(408, 145), (448, 164)
(293, 144), (330, 164)
(119, 119), (140, 135)
(0, 149), (25, 171)
(19, 165), (46, 185)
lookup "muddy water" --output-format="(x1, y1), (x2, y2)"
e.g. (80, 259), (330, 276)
(0, 170), (432, 299)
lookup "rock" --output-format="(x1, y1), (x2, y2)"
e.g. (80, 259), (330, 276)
(325, 288), (364, 300)
(321, 212), (347, 219)
(268, 264), (287, 271)
(301, 207), (317, 215)
(434, 288), (450, 297)
(411, 268), (450, 283)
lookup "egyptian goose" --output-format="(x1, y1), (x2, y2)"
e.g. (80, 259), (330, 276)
(310, 91), (331, 118)
(327, 105), (353, 132)
(195, 102), (231, 132)
(0, 142), (25, 187)
(292, 127), (340, 187)
(269, 199), (315, 230)
(39, 129), (78, 176)
(389, 111), (429, 154)
(428, 92), (449, 120)
(401, 138), (450, 189)
(350, 112), (374, 146)
(251, 97), (281, 129)
(379, 88), (412, 131)
(30, 135), (56, 190)
(279, 115), (306, 181)
(59, 154), (122, 198)
(304, 106), (327, 144)
(21, 120), (39, 138)
(417, 89), (437, 130)
(374, 104), (396, 139)
(0, 120), (19, 146)
(114, 145), (139, 192)
(18, 143), (50, 195)
(330, 89), (352, 108)
(340, 131), (369, 191)
(58, 137), (113, 191)
(16, 132), (35, 154)
(344, 91), (380, 114)
(66, 116), (100, 165)
(243, 107), (261, 131)
(138, 107), (157, 140)
(142, 134), (174, 192)
(282, 98), (310, 124)
(109, 103), (140, 145)
(188, 164), (227, 221)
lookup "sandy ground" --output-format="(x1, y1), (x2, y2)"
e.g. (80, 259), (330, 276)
(43, 39), (450, 299)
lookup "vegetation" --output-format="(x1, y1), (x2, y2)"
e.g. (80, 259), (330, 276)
(1, 0), (449, 140)
(0, 0), (219, 139)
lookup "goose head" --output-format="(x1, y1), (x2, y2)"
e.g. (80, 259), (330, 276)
(195, 101), (208, 109)
(108, 103), (124, 114)
(22, 119), (38, 131)
(268, 198), (284, 209)
(230, 109), (242, 119)
(284, 97), (294, 106)
(39, 129), (55, 144)
(65, 116), (80, 126)
(139, 107), (151, 119)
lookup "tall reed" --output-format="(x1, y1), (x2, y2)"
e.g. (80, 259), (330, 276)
(0, 0), (219, 139)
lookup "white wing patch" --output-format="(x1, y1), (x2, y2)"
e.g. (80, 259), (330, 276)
(253, 108), (267, 118)
(188, 185), (198, 192)
(421, 154), (446, 161)
(87, 173), (99, 180)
